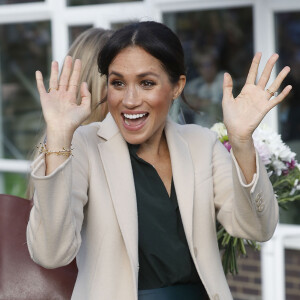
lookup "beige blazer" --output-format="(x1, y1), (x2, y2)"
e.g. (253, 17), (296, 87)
(27, 114), (278, 300)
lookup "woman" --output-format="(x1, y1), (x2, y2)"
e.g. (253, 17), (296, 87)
(27, 27), (112, 199)
(27, 21), (291, 299)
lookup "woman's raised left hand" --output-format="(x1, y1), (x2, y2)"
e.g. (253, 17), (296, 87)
(222, 53), (292, 146)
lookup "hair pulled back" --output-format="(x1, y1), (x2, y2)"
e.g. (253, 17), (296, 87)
(98, 21), (186, 85)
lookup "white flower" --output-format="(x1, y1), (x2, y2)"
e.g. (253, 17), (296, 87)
(272, 159), (287, 176)
(253, 140), (272, 165)
(253, 124), (296, 171)
(210, 123), (227, 139)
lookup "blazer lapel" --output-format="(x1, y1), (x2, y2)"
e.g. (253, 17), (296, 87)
(165, 119), (195, 248)
(97, 115), (139, 274)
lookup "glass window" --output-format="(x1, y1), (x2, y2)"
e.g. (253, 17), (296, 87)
(69, 25), (93, 46)
(111, 21), (136, 30)
(68, 0), (141, 6)
(0, 21), (51, 160)
(0, 0), (43, 4)
(0, 172), (28, 197)
(275, 11), (300, 224)
(164, 7), (254, 128)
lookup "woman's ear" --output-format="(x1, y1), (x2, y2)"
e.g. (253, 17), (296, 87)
(173, 75), (186, 99)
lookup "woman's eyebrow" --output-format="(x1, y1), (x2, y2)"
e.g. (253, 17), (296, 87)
(137, 72), (159, 78)
(108, 71), (123, 78)
(108, 71), (160, 78)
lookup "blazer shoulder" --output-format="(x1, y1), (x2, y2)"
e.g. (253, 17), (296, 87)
(74, 122), (102, 145)
(75, 122), (101, 136)
(176, 123), (218, 145)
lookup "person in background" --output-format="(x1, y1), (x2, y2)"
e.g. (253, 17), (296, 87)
(27, 27), (113, 199)
(172, 47), (224, 127)
(27, 21), (291, 299)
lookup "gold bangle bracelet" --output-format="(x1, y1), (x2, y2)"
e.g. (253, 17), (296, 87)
(37, 143), (73, 157)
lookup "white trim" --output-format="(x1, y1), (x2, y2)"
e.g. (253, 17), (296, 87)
(152, 0), (254, 14)
(262, 224), (300, 300)
(271, 0), (300, 11)
(253, 0), (278, 130)
(64, 2), (148, 25)
(48, 0), (69, 63)
(0, 159), (30, 173)
(0, 3), (50, 24)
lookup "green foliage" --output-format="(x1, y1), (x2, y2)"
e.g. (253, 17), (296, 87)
(3, 173), (27, 198)
(217, 223), (260, 275)
(270, 167), (300, 207)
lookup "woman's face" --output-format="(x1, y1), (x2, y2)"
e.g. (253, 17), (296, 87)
(107, 46), (185, 145)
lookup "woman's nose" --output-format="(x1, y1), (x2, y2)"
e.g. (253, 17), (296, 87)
(122, 85), (141, 108)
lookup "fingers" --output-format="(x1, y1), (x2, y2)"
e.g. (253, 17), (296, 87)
(223, 72), (233, 100)
(58, 56), (73, 90)
(49, 61), (59, 90)
(68, 59), (81, 93)
(257, 54), (279, 88)
(36, 71), (47, 95)
(246, 52), (262, 84)
(266, 66), (291, 98)
(267, 85), (292, 110)
(80, 82), (91, 110)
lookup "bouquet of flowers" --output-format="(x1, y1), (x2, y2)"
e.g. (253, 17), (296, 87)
(211, 122), (300, 275)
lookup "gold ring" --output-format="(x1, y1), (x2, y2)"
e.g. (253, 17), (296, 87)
(48, 87), (58, 93)
(266, 89), (278, 97)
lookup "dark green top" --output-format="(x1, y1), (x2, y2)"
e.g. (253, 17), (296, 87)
(128, 143), (206, 291)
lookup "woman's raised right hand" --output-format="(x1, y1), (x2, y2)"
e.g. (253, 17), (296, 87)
(36, 56), (92, 136)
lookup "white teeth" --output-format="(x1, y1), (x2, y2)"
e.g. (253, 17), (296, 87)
(124, 113), (147, 119)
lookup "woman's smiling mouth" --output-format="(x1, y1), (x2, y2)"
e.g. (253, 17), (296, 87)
(122, 112), (149, 130)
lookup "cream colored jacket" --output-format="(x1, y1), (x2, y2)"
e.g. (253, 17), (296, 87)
(27, 114), (278, 300)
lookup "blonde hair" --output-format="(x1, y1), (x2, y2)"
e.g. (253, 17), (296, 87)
(27, 27), (113, 199)
(68, 27), (113, 123)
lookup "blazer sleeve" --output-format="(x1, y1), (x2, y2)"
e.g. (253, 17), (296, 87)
(26, 129), (89, 268)
(212, 138), (279, 242)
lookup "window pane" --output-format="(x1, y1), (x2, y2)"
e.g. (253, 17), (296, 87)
(0, 0), (43, 4)
(0, 21), (51, 160)
(164, 7), (254, 128)
(111, 21), (136, 30)
(69, 25), (93, 46)
(68, 0), (141, 6)
(275, 11), (300, 224)
(0, 173), (27, 197)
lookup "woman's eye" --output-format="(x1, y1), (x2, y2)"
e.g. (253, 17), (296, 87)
(111, 80), (124, 88)
(141, 80), (156, 87)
